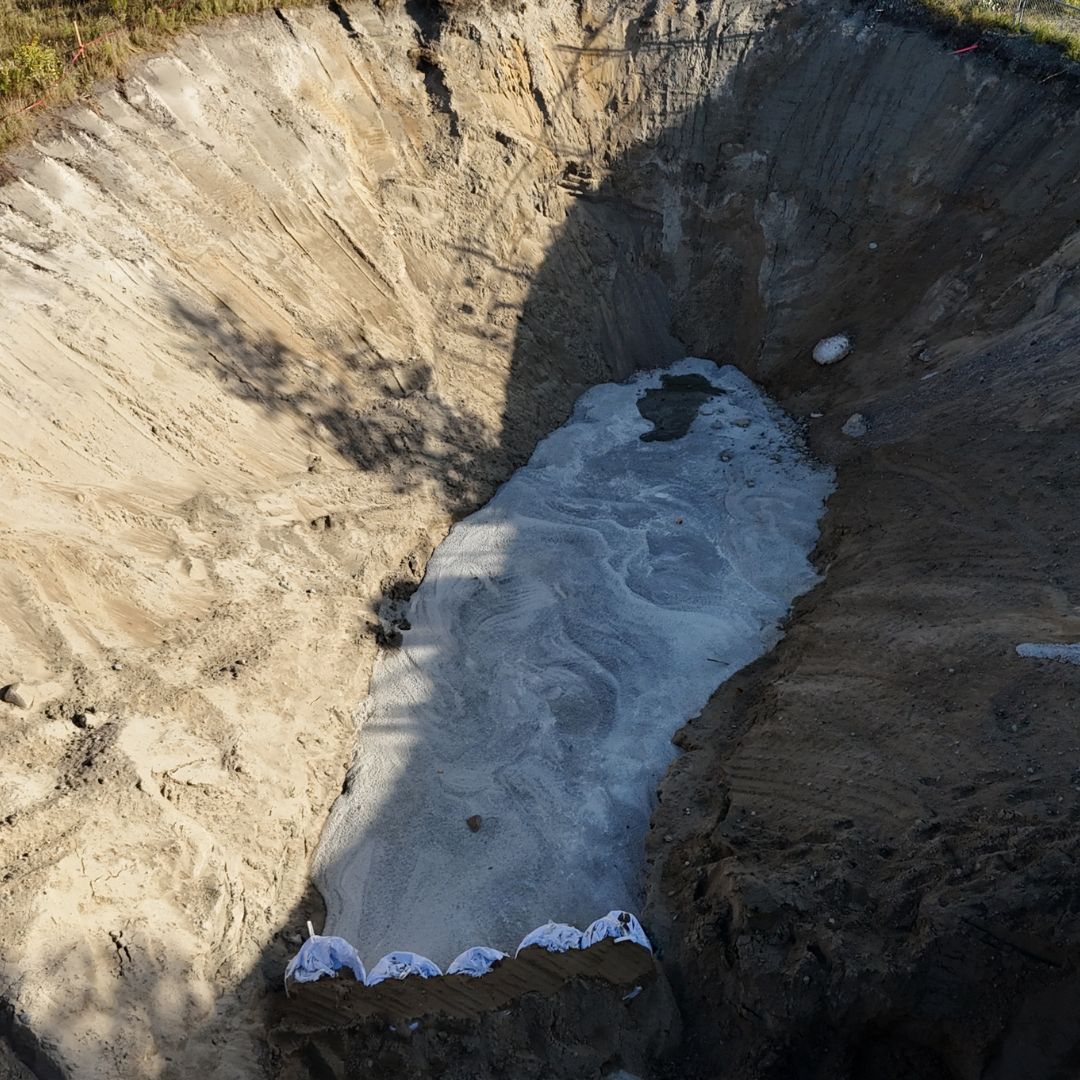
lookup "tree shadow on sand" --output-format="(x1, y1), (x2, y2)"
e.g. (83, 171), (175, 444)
(168, 298), (499, 515)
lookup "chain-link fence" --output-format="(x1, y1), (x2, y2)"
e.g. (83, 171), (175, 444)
(1015, 0), (1080, 43)
(944, 0), (1080, 58)
(1016, 0), (1080, 24)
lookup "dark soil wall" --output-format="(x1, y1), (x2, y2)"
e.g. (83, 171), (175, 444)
(503, 4), (1080, 1077)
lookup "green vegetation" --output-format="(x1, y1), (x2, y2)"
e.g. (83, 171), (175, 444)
(0, 38), (62, 96)
(921, 0), (1080, 60)
(0, 0), (1077, 155)
(0, 0), (298, 148)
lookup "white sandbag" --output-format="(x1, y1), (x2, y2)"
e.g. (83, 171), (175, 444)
(515, 922), (583, 956)
(284, 934), (365, 986)
(581, 910), (652, 951)
(446, 946), (508, 977)
(366, 951), (442, 986)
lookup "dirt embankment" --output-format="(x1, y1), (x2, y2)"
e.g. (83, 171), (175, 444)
(2, 0), (1080, 1077)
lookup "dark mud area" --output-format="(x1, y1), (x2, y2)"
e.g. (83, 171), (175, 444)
(637, 373), (725, 442)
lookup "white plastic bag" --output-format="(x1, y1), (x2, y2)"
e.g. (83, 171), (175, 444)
(581, 910), (652, 951)
(1016, 642), (1080, 665)
(284, 933), (366, 987)
(515, 922), (583, 956)
(367, 951), (442, 986)
(446, 946), (508, 977)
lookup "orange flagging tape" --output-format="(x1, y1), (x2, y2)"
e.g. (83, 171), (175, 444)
(1, 0), (194, 124)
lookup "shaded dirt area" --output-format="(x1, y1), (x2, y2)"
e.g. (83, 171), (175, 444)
(503, 3), (1080, 1075)
(647, 308), (1080, 1078)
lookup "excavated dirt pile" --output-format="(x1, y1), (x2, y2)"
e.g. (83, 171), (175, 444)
(1, 0), (1080, 1077)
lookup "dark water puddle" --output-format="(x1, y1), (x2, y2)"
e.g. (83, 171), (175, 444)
(636, 373), (725, 442)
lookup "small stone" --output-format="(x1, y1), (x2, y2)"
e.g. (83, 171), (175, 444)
(732, 417), (752, 429)
(72, 713), (91, 729)
(663, 834), (674, 843)
(111, 661), (123, 671)
(868, 241), (879, 251)
(1, 683), (33, 709)
(720, 451), (734, 462)
(841, 413), (868, 438)
(813, 334), (852, 365)
(466, 814), (482, 833)
(809, 411), (824, 419)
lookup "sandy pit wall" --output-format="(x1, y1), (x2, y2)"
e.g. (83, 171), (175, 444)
(0, 2), (672, 1074)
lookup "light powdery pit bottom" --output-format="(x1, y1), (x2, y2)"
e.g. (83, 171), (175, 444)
(314, 359), (833, 966)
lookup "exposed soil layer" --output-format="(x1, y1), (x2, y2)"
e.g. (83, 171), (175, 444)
(1, 0), (1079, 1077)
(647, 322), (1080, 1077)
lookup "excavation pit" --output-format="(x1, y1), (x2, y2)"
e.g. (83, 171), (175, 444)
(1, 1), (1080, 1078)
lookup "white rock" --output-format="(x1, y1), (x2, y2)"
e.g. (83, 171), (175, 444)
(812, 334), (852, 365)
(841, 413), (868, 438)
(2, 683), (33, 709)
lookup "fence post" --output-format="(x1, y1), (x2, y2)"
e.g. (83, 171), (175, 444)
(1014, 0), (1027, 28)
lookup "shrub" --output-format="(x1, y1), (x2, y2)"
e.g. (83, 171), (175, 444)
(0, 39), (63, 98)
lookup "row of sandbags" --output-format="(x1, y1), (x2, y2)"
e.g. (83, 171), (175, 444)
(284, 910), (651, 987)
